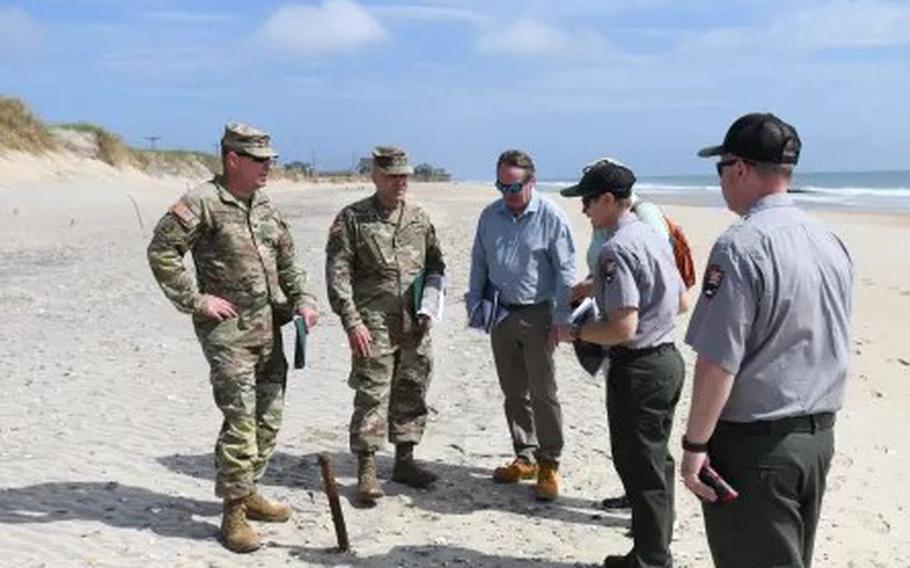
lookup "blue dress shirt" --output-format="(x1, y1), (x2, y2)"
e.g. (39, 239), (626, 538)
(467, 192), (576, 324)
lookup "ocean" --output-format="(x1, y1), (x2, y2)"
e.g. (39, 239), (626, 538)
(528, 170), (910, 214)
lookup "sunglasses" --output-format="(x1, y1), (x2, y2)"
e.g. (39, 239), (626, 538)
(237, 152), (273, 164)
(715, 158), (754, 176)
(495, 180), (526, 194)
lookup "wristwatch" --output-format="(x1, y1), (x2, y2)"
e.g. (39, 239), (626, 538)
(681, 435), (709, 453)
(569, 322), (583, 341)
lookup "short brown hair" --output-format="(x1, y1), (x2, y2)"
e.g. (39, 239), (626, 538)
(496, 149), (535, 181)
(752, 161), (794, 180)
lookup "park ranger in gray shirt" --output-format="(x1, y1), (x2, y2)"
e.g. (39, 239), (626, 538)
(557, 158), (687, 568)
(680, 113), (854, 568)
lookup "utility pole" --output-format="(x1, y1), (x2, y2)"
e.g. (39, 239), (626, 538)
(143, 136), (161, 150)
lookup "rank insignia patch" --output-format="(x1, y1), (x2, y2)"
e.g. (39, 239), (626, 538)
(703, 264), (725, 298)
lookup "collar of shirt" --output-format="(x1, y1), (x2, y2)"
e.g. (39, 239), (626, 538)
(603, 208), (636, 238)
(370, 193), (408, 223)
(213, 176), (268, 211)
(495, 190), (540, 219)
(745, 192), (795, 218)
(616, 209), (637, 228)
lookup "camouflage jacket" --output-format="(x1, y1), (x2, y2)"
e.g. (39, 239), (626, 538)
(325, 194), (445, 334)
(147, 177), (316, 343)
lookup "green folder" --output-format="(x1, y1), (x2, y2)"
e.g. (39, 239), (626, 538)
(294, 317), (308, 369)
(412, 270), (425, 316)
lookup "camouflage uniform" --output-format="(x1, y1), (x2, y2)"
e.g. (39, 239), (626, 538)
(326, 148), (445, 454)
(147, 124), (316, 500)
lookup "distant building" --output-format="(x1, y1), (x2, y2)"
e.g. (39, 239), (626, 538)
(413, 162), (452, 182)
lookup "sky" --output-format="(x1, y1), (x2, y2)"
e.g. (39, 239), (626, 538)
(1, 0), (909, 178)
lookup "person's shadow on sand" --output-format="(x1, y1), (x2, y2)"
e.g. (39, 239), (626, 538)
(283, 543), (597, 567)
(0, 481), (220, 541)
(157, 451), (630, 530)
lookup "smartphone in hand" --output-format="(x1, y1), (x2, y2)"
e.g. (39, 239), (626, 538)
(699, 463), (739, 503)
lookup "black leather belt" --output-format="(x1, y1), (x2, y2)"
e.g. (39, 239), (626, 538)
(717, 412), (836, 436)
(610, 342), (674, 361)
(500, 300), (550, 311)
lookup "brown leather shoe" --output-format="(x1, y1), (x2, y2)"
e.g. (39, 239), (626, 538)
(534, 458), (559, 501)
(492, 457), (538, 484)
(221, 498), (261, 553)
(357, 452), (384, 504)
(245, 491), (292, 523)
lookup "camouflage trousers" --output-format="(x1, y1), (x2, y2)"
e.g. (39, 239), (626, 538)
(199, 329), (288, 500)
(348, 329), (433, 453)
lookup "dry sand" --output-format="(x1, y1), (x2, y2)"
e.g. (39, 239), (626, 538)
(0, 167), (908, 567)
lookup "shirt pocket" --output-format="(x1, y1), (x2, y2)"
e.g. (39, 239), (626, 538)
(395, 221), (427, 272)
(356, 223), (392, 270)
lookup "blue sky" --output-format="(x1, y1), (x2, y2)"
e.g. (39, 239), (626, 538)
(1, 0), (909, 178)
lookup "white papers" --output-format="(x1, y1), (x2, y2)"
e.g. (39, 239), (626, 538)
(418, 274), (446, 322)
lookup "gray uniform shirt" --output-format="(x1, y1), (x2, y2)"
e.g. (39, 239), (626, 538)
(595, 211), (683, 349)
(685, 193), (854, 422)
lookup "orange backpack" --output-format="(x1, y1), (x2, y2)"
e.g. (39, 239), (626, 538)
(663, 215), (696, 289)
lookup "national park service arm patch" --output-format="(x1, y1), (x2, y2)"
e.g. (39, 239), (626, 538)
(604, 257), (618, 284)
(702, 264), (725, 298)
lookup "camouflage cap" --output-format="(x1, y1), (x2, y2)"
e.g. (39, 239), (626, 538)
(221, 122), (278, 159)
(372, 145), (414, 175)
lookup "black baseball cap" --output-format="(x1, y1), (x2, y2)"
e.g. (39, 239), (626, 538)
(698, 112), (801, 165)
(560, 157), (636, 199)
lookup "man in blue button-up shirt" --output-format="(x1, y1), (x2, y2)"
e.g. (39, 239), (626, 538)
(467, 149), (576, 501)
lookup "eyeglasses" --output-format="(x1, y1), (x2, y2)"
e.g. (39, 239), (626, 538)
(582, 194), (596, 209)
(495, 180), (525, 194)
(715, 158), (754, 176)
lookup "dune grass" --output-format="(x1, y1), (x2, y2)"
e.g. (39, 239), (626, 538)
(1, 95), (344, 181)
(58, 122), (141, 167)
(0, 96), (59, 153)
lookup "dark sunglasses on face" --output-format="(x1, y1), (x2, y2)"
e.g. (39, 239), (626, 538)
(495, 180), (525, 194)
(715, 158), (754, 176)
(238, 152), (273, 164)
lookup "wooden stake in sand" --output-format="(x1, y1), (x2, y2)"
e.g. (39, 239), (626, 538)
(317, 452), (350, 552)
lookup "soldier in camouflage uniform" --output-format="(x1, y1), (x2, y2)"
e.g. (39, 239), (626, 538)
(325, 146), (445, 504)
(147, 123), (318, 553)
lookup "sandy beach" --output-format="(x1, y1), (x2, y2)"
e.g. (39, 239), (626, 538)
(1, 167), (908, 567)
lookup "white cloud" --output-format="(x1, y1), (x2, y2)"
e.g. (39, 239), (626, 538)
(372, 5), (485, 24)
(257, 0), (386, 56)
(683, 0), (910, 55)
(477, 18), (569, 56)
(0, 6), (44, 52)
(775, 0), (910, 50)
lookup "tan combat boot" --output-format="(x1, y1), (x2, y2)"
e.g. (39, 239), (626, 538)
(221, 498), (261, 553)
(492, 457), (538, 484)
(357, 452), (384, 504)
(534, 458), (559, 501)
(245, 491), (292, 523)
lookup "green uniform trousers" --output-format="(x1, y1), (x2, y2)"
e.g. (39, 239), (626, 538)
(703, 415), (835, 568)
(607, 343), (684, 568)
(200, 328), (288, 500)
(348, 328), (432, 454)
